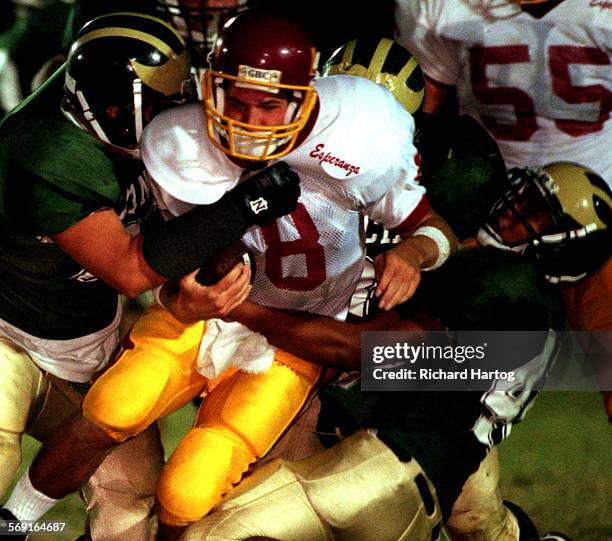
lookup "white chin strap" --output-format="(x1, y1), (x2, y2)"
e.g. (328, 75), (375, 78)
(545, 271), (587, 285)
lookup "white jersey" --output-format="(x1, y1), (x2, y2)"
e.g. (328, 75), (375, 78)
(396, 0), (612, 183)
(142, 75), (426, 319)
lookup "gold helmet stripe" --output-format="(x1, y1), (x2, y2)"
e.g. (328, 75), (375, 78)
(397, 55), (421, 88)
(340, 39), (357, 71)
(73, 28), (175, 59)
(132, 51), (190, 96)
(76, 11), (187, 49)
(367, 38), (393, 76)
(71, 27), (190, 96)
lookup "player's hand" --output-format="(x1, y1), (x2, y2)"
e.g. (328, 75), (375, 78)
(231, 161), (301, 226)
(373, 243), (421, 311)
(164, 262), (252, 324)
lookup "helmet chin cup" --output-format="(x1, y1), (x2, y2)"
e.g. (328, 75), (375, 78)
(476, 226), (528, 253)
(211, 120), (291, 160)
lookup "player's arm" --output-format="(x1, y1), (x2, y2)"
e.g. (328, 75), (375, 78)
(374, 206), (458, 310)
(51, 208), (164, 298)
(422, 75), (458, 114)
(414, 77), (460, 182)
(225, 301), (436, 371)
(159, 263), (253, 322)
(51, 161), (300, 298)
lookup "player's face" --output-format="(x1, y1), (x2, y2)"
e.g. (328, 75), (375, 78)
(493, 186), (554, 244)
(223, 84), (290, 127)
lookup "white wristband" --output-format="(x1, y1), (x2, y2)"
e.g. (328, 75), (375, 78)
(411, 226), (451, 271)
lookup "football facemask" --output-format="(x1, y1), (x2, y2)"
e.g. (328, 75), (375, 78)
(203, 71), (317, 161)
(478, 163), (611, 283)
(155, 0), (251, 66)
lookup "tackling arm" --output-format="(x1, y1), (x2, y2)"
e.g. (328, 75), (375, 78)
(52, 162), (300, 298)
(423, 75), (458, 114)
(52, 208), (164, 298)
(223, 301), (437, 371)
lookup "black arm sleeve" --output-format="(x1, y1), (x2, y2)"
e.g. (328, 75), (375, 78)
(141, 192), (249, 279)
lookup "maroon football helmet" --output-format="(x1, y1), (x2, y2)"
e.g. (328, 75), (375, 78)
(203, 10), (318, 160)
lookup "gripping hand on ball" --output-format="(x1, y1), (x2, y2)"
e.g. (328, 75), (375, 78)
(162, 262), (252, 324)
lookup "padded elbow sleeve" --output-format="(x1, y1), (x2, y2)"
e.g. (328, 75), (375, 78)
(141, 194), (249, 280)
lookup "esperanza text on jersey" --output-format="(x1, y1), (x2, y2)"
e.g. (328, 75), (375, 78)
(309, 144), (360, 177)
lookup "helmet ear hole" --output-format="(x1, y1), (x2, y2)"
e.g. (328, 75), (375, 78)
(104, 105), (122, 119)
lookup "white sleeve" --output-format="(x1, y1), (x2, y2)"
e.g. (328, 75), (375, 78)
(394, 0), (462, 86)
(365, 181), (427, 232)
(363, 146), (427, 231)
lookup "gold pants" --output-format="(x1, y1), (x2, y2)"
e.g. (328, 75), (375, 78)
(0, 337), (162, 541)
(83, 305), (321, 526)
(181, 431), (442, 541)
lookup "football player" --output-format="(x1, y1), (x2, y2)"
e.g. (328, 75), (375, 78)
(167, 158), (575, 541)
(0, 11), (299, 541)
(173, 38), (577, 541)
(394, 0), (612, 419)
(17, 9), (456, 541)
(395, 0), (611, 181)
(175, 247), (566, 541)
(477, 162), (612, 416)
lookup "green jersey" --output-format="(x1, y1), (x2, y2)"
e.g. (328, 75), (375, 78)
(0, 69), (154, 340)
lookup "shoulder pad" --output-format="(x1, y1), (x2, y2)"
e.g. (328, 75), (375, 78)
(141, 103), (243, 205)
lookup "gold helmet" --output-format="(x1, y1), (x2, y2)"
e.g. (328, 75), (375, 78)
(478, 162), (611, 283)
(322, 37), (424, 115)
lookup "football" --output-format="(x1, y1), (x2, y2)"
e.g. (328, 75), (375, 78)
(195, 240), (255, 286)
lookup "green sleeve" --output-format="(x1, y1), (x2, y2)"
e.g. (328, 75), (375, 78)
(0, 72), (124, 235)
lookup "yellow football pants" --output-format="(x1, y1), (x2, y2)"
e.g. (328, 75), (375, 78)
(83, 305), (322, 526)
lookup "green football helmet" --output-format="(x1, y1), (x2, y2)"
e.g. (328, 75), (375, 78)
(62, 12), (195, 157)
